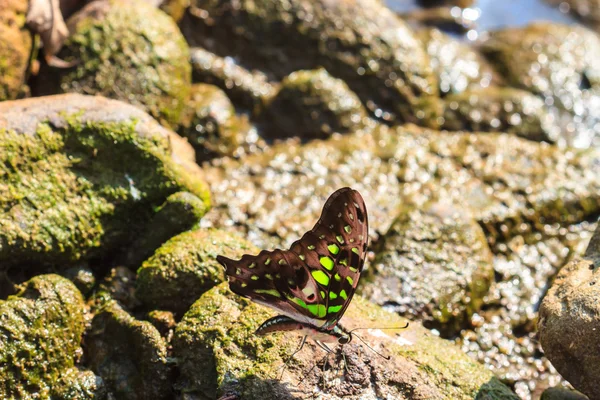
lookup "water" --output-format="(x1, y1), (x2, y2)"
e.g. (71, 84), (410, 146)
(387, 0), (577, 34)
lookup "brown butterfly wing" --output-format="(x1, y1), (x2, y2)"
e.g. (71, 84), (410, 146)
(217, 187), (368, 329)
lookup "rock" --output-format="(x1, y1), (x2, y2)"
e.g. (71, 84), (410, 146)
(52, 368), (107, 400)
(480, 22), (600, 148)
(399, 6), (476, 34)
(87, 300), (173, 400)
(180, 0), (439, 125)
(418, 0), (475, 6)
(178, 83), (263, 161)
(419, 28), (497, 95)
(157, 0), (188, 22)
(0, 0), (32, 100)
(34, 0), (191, 128)
(173, 283), (518, 399)
(0, 274), (87, 399)
(539, 224), (600, 399)
(62, 265), (97, 296)
(541, 387), (590, 400)
(136, 229), (258, 314)
(95, 267), (138, 311)
(545, 0), (600, 31)
(120, 191), (209, 267)
(201, 124), (600, 250)
(442, 87), (559, 142)
(190, 47), (276, 113)
(260, 68), (371, 139)
(361, 203), (493, 334)
(0, 94), (210, 270)
(146, 310), (176, 337)
(459, 220), (596, 399)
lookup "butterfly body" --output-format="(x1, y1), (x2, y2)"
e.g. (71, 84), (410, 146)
(216, 187), (368, 344)
(255, 315), (351, 344)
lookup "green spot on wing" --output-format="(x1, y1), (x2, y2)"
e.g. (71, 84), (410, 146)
(255, 289), (281, 298)
(328, 305), (343, 314)
(299, 254), (306, 261)
(307, 245), (315, 250)
(329, 292), (338, 300)
(327, 244), (340, 255)
(336, 235), (344, 244)
(307, 304), (326, 318)
(320, 256), (334, 270)
(347, 276), (354, 285)
(251, 276), (259, 280)
(334, 273), (341, 282)
(291, 297), (307, 309)
(312, 270), (330, 286)
(340, 259), (348, 266)
(344, 225), (352, 233)
(340, 290), (348, 300)
(352, 247), (360, 255)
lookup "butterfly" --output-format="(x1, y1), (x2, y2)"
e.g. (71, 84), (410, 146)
(216, 187), (368, 352)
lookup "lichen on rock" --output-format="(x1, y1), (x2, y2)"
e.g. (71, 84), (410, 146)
(0, 94), (210, 269)
(173, 283), (518, 399)
(34, 0), (192, 128)
(0, 274), (88, 399)
(136, 229), (258, 314)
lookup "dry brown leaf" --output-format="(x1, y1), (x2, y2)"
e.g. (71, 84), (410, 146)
(26, 0), (75, 67)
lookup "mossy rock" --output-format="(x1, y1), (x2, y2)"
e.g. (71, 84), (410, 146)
(260, 68), (370, 139)
(120, 191), (209, 267)
(181, 0), (439, 125)
(361, 203), (493, 335)
(136, 229), (258, 314)
(86, 300), (173, 400)
(201, 123), (600, 250)
(0, 274), (87, 399)
(173, 282), (518, 399)
(178, 83), (263, 161)
(419, 27), (497, 96)
(0, 0), (31, 101)
(35, 0), (191, 128)
(0, 94), (210, 269)
(480, 22), (600, 147)
(190, 47), (276, 113)
(442, 87), (558, 142)
(52, 368), (107, 400)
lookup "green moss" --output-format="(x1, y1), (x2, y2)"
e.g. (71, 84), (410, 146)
(36, 0), (191, 127)
(260, 68), (371, 139)
(0, 111), (210, 268)
(173, 283), (517, 399)
(52, 368), (106, 400)
(173, 284), (294, 398)
(0, 0), (32, 100)
(0, 275), (86, 399)
(136, 229), (258, 314)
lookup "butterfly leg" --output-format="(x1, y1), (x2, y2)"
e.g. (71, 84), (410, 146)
(278, 335), (308, 379)
(314, 340), (334, 354)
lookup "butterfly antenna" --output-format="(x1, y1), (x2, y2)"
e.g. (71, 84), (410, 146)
(350, 333), (391, 360)
(348, 322), (410, 361)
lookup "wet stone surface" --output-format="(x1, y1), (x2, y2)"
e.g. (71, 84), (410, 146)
(480, 22), (600, 148)
(361, 203), (494, 335)
(459, 221), (597, 398)
(419, 27), (497, 96)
